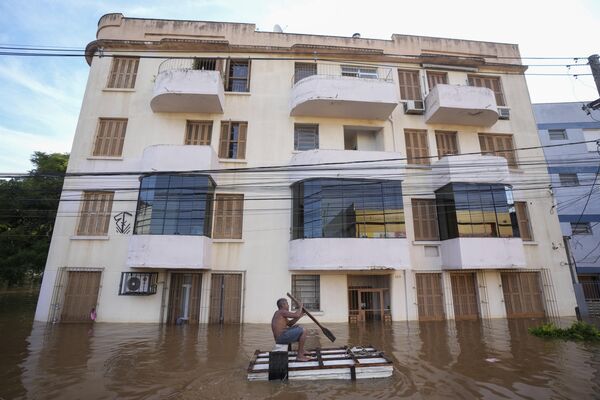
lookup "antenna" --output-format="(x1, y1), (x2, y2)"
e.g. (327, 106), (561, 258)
(273, 24), (283, 33)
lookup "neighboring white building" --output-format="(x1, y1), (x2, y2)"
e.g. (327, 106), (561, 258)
(533, 102), (600, 316)
(35, 13), (577, 324)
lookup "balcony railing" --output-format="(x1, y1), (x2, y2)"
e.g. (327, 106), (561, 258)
(582, 281), (600, 301)
(157, 58), (223, 75)
(292, 63), (393, 87)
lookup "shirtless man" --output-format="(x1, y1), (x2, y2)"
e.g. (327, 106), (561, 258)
(271, 298), (311, 361)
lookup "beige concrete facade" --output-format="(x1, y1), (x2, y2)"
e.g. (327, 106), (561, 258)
(34, 13), (577, 324)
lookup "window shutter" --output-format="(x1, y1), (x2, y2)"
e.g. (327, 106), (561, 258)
(223, 59), (231, 90)
(515, 202), (533, 241)
(435, 131), (458, 158)
(185, 121), (212, 145)
(478, 134), (516, 167)
(107, 57), (139, 89)
(219, 122), (230, 158)
(398, 70), (422, 100)
(412, 199), (439, 241)
(245, 61), (251, 92)
(77, 192), (114, 236)
(405, 129), (429, 165)
(427, 72), (447, 91)
(214, 194), (244, 239)
(93, 119), (127, 157)
(237, 123), (247, 159)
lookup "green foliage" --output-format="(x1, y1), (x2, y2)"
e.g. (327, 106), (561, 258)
(0, 152), (69, 286)
(529, 321), (600, 341)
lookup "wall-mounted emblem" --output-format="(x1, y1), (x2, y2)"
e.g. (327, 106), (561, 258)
(114, 211), (132, 234)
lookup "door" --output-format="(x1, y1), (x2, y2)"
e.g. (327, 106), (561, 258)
(209, 273), (242, 324)
(501, 272), (545, 318)
(167, 273), (202, 324)
(451, 273), (480, 320)
(357, 289), (384, 321)
(416, 273), (445, 321)
(60, 271), (102, 322)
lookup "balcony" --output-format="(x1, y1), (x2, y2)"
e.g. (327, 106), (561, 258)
(290, 64), (398, 120)
(289, 238), (409, 271)
(424, 84), (498, 126)
(431, 154), (510, 191)
(127, 235), (212, 269)
(441, 237), (526, 269)
(150, 59), (224, 113)
(141, 144), (219, 172)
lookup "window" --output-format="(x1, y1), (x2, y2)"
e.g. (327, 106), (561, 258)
(559, 173), (580, 187)
(341, 65), (378, 79)
(478, 133), (517, 168)
(571, 222), (592, 235)
(294, 124), (319, 151)
(412, 199), (439, 241)
(92, 118), (127, 157)
(294, 62), (317, 84)
(515, 201), (533, 241)
(583, 129), (600, 152)
(106, 57), (139, 89)
(185, 121), (212, 145)
(134, 175), (215, 236)
(548, 129), (568, 140)
(405, 129), (430, 165)
(77, 191), (114, 236)
(397, 70), (422, 100)
(435, 131), (458, 159)
(435, 183), (519, 240)
(219, 121), (247, 159)
(191, 57), (221, 71)
(292, 179), (405, 239)
(225, 59), (250, 92)
(292, 275), (320, 311)
(468, 75), (506, 106)
(427, 71), (447, 91)
(213, 194), (244, 239)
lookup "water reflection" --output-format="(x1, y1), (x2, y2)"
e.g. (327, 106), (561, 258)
(2, 293), (600, 400)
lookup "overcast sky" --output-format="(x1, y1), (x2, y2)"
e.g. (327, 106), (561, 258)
(0, 0), (599, 172)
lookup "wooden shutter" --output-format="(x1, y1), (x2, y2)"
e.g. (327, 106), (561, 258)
(189, 274), (203, 324)
(501, 272), (545, 318)
(435, 131), (458, 158)
(412, 199), (439, 241)
(107, 57), (139, 89)
(416, 273), (445, 321)
(219, 122), (230, 158)
(93, 119), (127, 157)
(515, 201), (533, 241)
(185, 121), (212, 145)
(468, 75), (505, 106)
(167, 274), (184, 325)
(451, 273), (479, 320)
(427, 71), (447, 90)
(60, 271), (102, 322)
(397, 70), (422, 100)
(214, 194), (244, 239)
(237, 123), (247, 159)
(405, 129), (430, 165)
(478, 133), (517, 168)
(77, 191), (114, 236)
(209, 273), (243, 324)
(245, 60), (251, 92)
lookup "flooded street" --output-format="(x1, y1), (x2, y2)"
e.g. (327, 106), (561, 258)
(1, 292), (600, 399)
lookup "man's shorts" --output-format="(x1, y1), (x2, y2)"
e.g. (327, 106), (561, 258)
(275, 325), (304, 344)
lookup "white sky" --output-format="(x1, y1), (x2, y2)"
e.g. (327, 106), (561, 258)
(0, 0), (598, 172)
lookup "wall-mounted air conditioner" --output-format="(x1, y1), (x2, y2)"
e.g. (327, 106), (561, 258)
(119, 272), (159, 296)
(403, 100), (425, 115)
(497, 107), (510, 120)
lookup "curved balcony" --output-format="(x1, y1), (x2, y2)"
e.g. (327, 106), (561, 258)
(424, 84), (498, 126)
(127, 235), (212, 269)
(141, 144), (218, 172)
(290, 72), (398, 120)
(441, 237), (525, 269)
(150, 59), (224, 113)
(289, 238), (409, 271)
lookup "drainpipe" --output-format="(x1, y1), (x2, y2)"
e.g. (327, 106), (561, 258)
(388, 116), (397, 153)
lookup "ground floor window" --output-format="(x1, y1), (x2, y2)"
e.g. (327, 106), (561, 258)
(291, 275), (320, 311)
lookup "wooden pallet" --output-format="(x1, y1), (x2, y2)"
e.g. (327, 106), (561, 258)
(247, 346), (394, 381)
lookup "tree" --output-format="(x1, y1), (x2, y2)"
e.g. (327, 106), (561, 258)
(0, 152), (69, 287)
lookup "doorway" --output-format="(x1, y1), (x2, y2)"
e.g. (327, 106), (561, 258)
(167, 273), (202, 324)
(60, 270), (102, 322)
(348, 275), (390, 322)
(451, 273), (480, 320)
(209, 273), (243, 324)
(416, 273), (445, 321)
(501, 272), (545, 318)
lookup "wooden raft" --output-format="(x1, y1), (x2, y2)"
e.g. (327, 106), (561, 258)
(247, 346), (394, 381)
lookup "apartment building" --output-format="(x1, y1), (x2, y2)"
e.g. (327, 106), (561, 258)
(533, 102), (600, 316)
(34, 13), (577, 324)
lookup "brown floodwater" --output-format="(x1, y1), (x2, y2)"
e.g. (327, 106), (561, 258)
(1, 291), (600, 400)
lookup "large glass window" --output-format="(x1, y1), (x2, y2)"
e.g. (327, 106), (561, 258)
(134, 174), (215, 236)
(291, 179), (405, 239)
(435, 183), (519, 240)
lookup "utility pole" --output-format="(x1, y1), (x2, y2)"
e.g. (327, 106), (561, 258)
(583, 54), (600, 111)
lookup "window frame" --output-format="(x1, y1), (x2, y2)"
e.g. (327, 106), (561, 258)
(514, 201), (533, 241)
(467, 75), (506, 106)
(478, 133), (517, 168)
(213, 193), (244, 239)
(397, 69), (423, 101)
(571, 222), (592, 235)
(341, 65), (378, 79)
(92, 118), (128, 157)
(185, 121), (213, 145)
(559, 173), (580, 187)
(224, 59), (251, 92)
(219, 121), (247, 159)
(106, 57), (139, 89)
(77, 191), (114, 236)
(291, 275), (320, 311)
(294, 62), (317, 84)
(294, 124), (319, 151)
(435, 130), (459, 159)
(411, 198), (440, 241)
(548, 129), (568, 141)
(426, 71), (448, 92)
(405, 129), (430, 165)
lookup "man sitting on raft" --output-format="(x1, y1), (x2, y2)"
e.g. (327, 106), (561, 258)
(271, 298), (311, 361)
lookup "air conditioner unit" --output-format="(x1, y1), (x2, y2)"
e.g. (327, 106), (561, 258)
(403, 100), (425, 115)
(497, 107), (510, 120)
(119, 272), (158, 296)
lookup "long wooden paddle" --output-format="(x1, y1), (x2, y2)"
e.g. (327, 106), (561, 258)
(287, 292), (336, 342)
